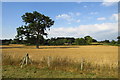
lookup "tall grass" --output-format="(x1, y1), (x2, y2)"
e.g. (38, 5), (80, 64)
(2, 54), (118, 74)
(2, 54), (21, 65)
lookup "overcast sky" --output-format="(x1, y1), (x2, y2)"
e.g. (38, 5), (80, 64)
(2, 2), (119, 40)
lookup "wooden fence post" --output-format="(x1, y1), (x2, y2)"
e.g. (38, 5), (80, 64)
(81, 58), (84, 71)
(20, 53), (32, 68)
(47, 56), (51, 67)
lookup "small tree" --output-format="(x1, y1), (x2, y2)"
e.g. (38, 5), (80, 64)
(16, 11), (54, 48)
(84, 36), (93, 44)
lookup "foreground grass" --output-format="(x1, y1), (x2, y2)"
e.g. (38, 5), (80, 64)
(2, 65), (117, 78)
(2, 53), (118, 78)
(3, 65), (85, 78)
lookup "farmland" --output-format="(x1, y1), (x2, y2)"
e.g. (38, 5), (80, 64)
(1, 44), (118, 78)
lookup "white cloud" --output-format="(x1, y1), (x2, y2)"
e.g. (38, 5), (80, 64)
(83, 5), (87, 8)
(68, 22), (71, 24)
(76, 19), (80, 23)
(97, 17), (106, 20)
(110, 13), (118, 21)
(102, 0), (118, 6)
(101, 0), (119, 6)
(56, 14), (71, 21)
(56, 13), (81, 23)
(48, 22), (118, 40)
(76, 12), (80, 16)
(103, 0), (119, 2)
(90, 12), (98, 15)
(68, 12), (81, 16)
(102, 2), (116, 6)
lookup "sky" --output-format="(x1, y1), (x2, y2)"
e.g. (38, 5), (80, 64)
(1, 2), (119, 41)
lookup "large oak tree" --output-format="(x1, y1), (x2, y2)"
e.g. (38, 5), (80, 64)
(16, 11), (54, 48)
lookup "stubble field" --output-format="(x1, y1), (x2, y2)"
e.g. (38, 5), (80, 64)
(1, 44), (118, 78)
(2, 44), (118, 65)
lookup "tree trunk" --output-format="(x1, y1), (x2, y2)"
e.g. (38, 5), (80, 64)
(36, 43), (39, 48)
(36, 35), (40, 49)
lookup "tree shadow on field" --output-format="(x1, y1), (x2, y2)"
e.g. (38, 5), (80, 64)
(0, 46), (79, 49)
(0, 47), (24, 49)
(39, 46), (79, 49)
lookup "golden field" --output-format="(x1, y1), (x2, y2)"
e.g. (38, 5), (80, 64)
(1, 44), (118, 67)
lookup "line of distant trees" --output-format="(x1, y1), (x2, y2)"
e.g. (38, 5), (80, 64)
(1, 36), (120, 46)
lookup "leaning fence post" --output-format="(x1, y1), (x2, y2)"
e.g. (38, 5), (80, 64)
(26, 54), (28, 65)
(20, 53), (32, 68)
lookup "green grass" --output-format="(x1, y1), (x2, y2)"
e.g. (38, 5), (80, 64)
(2, 65), (85, 78)
(2, 65), (118, 78)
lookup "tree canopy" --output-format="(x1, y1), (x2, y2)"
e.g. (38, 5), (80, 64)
(16, 11), (54, 48)
(84, 36), (93, 44)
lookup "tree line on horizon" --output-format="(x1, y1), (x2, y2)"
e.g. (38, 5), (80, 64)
(1, 36), (120, 46)
(1, 11), (120, 47)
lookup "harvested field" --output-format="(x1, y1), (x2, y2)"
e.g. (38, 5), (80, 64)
(1, 44), (118, 66)
(1, 44), (118, 78)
